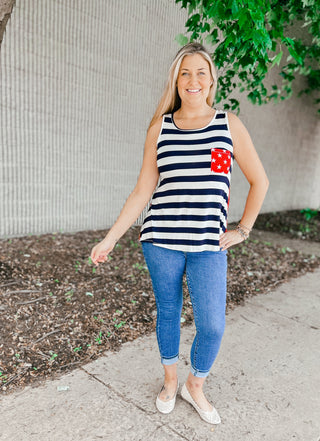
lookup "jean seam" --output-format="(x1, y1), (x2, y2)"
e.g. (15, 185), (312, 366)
(186, 267), (200, 372)
(152, 287), (163, 358)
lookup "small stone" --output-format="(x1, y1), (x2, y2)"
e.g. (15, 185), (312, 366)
(57, 385), (70, 392)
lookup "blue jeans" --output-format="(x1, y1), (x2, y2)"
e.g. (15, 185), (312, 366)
(141, 242), (227, 378)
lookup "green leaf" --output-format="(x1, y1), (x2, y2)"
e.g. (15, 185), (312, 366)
(283, 37), (295, 48)
(271, 51), (283, 67)
(175, 33), (189, 46)
(175, 0), (320, 114)
(231, 0), (239, 16)
(287, 46), (304, 65)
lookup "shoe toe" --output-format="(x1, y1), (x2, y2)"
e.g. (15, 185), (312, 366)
(181, 383), (221, 425)
(156, 396), (175, 414)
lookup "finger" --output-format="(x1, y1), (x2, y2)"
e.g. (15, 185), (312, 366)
(97, 254), (108, 263)
(91, 256), (99, 266)
(220, 240), (230, 251)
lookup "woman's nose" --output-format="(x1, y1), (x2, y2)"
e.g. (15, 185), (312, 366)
(188, 74), (199, 85)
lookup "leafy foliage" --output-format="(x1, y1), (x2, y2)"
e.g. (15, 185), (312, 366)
(175, 0), (320, 113)
(300, 207), (319, 220)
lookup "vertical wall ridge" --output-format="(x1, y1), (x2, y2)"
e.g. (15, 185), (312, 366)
(0, 0), (188, 237)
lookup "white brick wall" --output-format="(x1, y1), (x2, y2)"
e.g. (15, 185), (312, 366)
(0, 0), (319, 237)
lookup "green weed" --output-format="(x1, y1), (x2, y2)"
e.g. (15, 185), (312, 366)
(132, 262), (148, 271)
(300, 208), (318, 221)
(299, 223), (311, 233)
(74, 260), (81, 272)
(65, 290), (74, 302)
(0, 372), (8, 383)
(114, 320), (126, 329)
(95, 331), (103, 345)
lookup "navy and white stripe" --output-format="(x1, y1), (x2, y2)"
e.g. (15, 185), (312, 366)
(139, 110), (234, 252)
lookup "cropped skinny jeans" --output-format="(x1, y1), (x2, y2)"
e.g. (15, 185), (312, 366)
(141, 242), (227, 378)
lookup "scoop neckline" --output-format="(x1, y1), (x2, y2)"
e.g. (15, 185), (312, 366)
(171, 110), (218, 131)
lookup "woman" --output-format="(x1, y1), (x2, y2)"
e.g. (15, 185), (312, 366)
(91, 42), (269, 424)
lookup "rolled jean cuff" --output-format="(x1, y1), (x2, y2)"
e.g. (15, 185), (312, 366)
(161, 354), (179, 365)
(190, 364), (210, 378)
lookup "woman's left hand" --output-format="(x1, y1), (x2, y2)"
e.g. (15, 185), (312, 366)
(219, 229), (245, 251)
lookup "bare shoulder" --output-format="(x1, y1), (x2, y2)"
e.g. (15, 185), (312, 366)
(147, 117), (163, 139)
(227, 112), (247, 135)
(227, 112), (253, 147)
(143, 116), (163, 155)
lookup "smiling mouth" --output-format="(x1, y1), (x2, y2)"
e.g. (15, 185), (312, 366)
(186, 89), (201, 93)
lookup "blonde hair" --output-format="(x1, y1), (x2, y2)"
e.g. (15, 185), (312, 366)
(149, 42), (217, 128)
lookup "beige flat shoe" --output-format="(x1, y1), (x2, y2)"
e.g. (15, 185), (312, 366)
(156, 380), (179, 414)
(181, 383), (221, 424)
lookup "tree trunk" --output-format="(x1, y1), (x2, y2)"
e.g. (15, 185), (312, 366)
(0, 0), (15, 50)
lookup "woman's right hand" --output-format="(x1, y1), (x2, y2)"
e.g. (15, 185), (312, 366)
(90, 236), (117, 266)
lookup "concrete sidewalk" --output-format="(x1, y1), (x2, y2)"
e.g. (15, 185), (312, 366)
(1, 233), (320, 441)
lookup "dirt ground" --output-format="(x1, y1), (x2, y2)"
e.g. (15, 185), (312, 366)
(254, 208), (320, 241)
(0, 209), (319, 394)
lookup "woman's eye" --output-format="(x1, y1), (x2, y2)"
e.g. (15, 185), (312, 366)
(181, 72), (189, 76)
(198, 72), (205, 75)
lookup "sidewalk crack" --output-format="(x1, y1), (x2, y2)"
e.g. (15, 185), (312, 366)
(240, 314), (262, 325)
(164, 424), (193, 440)
(249, 304), (318, 329)
(80, 366), (156, 416)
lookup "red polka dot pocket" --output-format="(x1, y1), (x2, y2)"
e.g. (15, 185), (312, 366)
(211, 148), (231, 174)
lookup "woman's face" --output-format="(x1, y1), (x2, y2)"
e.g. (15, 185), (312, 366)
(176, 53), (213, 106)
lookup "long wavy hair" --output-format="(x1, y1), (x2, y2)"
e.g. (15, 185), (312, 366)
(149, 42), (218, 128)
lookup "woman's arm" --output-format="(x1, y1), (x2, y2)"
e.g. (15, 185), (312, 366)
(91, 118), (162, 264)
(219, 112), (269, 251)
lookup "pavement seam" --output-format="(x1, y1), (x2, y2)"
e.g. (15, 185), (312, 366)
(262, 307), (319, 329)
(158, 423), (193, 441)
(151, 422), (193, 441)
(80, 366), (156, 416)
(80, 367), (194, 440)
(244, 301), (319, 330)
(240, 314), (262, 326)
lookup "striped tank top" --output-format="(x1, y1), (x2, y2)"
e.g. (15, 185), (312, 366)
(139, 110), (234, 252)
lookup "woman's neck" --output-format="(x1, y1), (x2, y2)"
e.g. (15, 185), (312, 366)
(175, 103), (214, 120)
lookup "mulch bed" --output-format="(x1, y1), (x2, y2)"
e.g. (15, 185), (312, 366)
(0, 210), (319, 394)
(254, 209), (320, 241)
